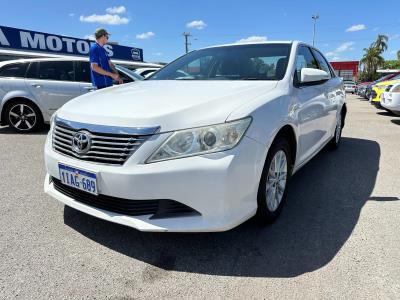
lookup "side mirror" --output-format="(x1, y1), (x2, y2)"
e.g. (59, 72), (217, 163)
(300, 68), (330, 83)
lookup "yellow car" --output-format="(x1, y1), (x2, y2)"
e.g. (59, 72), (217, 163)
(370, 76), (400, 106)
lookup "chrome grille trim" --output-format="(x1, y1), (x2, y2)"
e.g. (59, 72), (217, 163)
(53, 118), (159, 165)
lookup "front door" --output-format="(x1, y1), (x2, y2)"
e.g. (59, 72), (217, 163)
(293, 46), (332, 165)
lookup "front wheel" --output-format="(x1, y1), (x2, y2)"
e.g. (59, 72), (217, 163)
(5, 100), (43, 133)
(256, 137), (292, 224)
(328, 113), (342, 150)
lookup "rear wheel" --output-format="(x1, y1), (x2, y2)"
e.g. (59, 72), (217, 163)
(5, 100), (43, 133)
(256, 137), (292, 224)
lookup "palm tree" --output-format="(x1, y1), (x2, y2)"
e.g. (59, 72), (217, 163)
(360, 46), (385, 80)
(398, 50), (400, 61)
(373, 34), (388, 54)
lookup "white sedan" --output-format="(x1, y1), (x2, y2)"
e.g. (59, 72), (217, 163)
(381, 83), (400, 115)
(44, 41), (346, 232)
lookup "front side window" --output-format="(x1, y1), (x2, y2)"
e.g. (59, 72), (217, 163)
(150, 44), (291, 81)
(33, 61), (75, 81)
(0, 63), (28, 78)
(311, 49), (332, 78)
(295, 46), (319, 80)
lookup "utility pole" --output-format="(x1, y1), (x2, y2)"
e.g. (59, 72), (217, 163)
(183, 32), (191, 53)
(312, 14), (319, 47)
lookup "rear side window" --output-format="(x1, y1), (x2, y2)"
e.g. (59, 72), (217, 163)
(75, 61), (91, 83)
(27, 61), (75, 81)
(311, 49), (332, 78)
(26, 62), (38, 79)
(295, 46), (319, 79)
(0, 63), (28, 78)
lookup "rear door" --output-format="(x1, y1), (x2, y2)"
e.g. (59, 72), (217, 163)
(25, 61), (82, 118)
(75, 61), (96, 93)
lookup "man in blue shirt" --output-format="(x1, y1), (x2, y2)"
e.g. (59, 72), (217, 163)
(89, 28), (122, 89)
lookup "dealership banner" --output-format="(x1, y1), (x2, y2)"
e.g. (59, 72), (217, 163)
(0, 25), (143, 62)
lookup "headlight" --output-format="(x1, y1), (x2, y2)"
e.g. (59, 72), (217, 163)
(50, 112), (57, 131)
(146, 117), (252, 163)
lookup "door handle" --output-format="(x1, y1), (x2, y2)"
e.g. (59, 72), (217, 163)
(84, 86), (96, 92)
(31, 84), (42, 88)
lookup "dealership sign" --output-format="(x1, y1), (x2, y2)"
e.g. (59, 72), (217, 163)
(0, 25), (143, 62)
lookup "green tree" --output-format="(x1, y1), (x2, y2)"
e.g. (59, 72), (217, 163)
(373, 34), (388, 53)
(360, 35), (389, 81)
(361, 46), (384, 75)
(382, 60), (400, 70)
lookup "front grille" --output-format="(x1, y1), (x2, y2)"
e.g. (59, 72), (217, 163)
(52, 124), (148, 165)
(52, 178), (200, 219)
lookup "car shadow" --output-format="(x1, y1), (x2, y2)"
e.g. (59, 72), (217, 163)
(0, 125), (49, 135)
(377, 111), (395, 117)
(391, 119), (400, 125)
(63, 137), (388, 278)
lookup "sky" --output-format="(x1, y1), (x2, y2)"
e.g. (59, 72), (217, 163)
(0, 0), (399, 63)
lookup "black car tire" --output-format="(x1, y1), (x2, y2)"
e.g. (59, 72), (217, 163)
(256, 136), (293, 224)
(5, 99), (43, 133)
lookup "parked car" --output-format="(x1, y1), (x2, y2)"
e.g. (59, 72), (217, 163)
(343, 81), (356, 93)
(134, 67), (160, 78)
(0, 57), (143, 132)
(381, 83), (400, 115)
(356, 82), (371, 97)
(365, 73), (400, 100)
(370, 74), (400, 107)
(44, 41), (346, 232)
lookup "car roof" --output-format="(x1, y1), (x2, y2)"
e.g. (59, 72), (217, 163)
(0, 56), (88, 67)
(198, 40), (295, 51)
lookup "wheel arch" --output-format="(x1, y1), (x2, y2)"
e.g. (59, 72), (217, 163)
(271, 124), (298, 168)
(1, 97), (44, 126)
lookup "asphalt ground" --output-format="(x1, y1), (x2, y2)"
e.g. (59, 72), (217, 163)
(0, 93), (399, 299)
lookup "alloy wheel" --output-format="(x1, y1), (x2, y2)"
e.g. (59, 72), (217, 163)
(265, 150), (288, 212)
(335, 115), (342, 143)
(8, 104), (37, 131)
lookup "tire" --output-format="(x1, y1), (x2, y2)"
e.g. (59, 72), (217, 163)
(5, 99), (43, 133)
(256, 136), (293, 224)
(328, 112), (343, 150)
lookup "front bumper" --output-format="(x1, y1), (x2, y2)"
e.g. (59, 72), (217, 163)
(371, 87), (383, 103)
(381, 92), (400, 115)
(44, 133), (266, 232)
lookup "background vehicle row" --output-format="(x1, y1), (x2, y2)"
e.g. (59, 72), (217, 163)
(0, 58), (148, 132)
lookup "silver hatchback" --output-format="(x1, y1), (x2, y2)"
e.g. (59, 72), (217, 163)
(0, 57), (143, 132)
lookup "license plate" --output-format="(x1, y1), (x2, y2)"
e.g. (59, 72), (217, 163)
(58, 163), (98, 195)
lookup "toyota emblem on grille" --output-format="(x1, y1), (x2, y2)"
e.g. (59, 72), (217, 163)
(72, 131), (91, 154)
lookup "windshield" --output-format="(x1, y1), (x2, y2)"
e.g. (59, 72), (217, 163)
(116, 65), (144, 81)
(150, 44), (291, 81)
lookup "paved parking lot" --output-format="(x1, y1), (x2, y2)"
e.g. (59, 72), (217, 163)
(0, 94), (399, 299)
